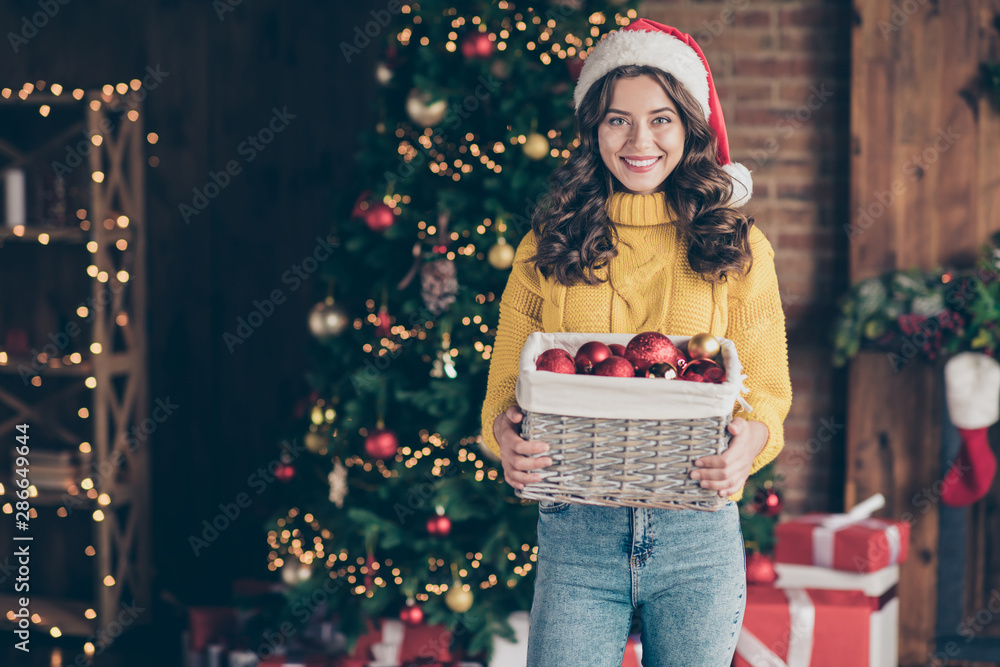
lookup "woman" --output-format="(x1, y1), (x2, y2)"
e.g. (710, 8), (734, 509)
(480, 19), (793, 666)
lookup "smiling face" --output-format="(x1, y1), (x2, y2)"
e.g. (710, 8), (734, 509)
(597, 74), (686, 195)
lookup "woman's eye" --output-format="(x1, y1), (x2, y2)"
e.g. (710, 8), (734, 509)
(653, 117), (671, 124)
(608, 117), (626, 126)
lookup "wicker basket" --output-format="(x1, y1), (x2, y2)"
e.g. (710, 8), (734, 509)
(513, 332), (753, 512)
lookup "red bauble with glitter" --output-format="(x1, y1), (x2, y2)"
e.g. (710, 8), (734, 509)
(535, 348), (575, 374)
(365, 428), (399, 460)
(625, 332), (686, 374)
(745, 552), (777, 585)
(751, 486), (783, 517)
(593, 356), (636, 377)
(609, 343), (626, 357)
(461, 32), (494, 59)
(400, 602), (424, 626)
(574, 341), (613, 374)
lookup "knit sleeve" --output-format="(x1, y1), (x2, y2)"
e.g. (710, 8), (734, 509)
(480, 231), (545, 458)
(726, 226), (793, 482)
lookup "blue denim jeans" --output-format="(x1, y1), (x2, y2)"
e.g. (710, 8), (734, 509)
(527, 500), (747, 666)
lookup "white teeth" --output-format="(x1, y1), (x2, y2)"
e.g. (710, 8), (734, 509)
(623, 157), (658, 167)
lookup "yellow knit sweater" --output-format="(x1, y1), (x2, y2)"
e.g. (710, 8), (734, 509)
(480, 190), (793, 502)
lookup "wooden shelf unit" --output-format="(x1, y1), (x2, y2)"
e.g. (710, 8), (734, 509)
(0, 87), (150, 637)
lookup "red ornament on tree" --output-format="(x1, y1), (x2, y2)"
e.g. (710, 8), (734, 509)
(351, 191), (396, 232)
(567, 55), (586, 81)
(461, 32), (494, 59)
(426, 514), (451, 537)
(375, 307), (392, 337)
(400, 600), (424, 626)
(745, 552), (777, 585)
(274, 463), (295, 483)
(751, 486), (783, 517)
(365, 428), (399, 460)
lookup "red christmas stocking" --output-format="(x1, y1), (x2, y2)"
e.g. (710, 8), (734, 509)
(942, 352), (1000, 507)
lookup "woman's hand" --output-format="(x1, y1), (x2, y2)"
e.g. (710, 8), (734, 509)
(494, 406), (552, 491)
(689, 418), (769, 498)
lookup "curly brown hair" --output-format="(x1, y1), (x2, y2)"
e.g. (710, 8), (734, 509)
(527, 65), (755, 286)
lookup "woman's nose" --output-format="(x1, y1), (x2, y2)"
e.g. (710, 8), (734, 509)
(629, 122), (653, 149)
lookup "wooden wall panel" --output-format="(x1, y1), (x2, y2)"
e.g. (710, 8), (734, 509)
(850, 0), (1000, 663)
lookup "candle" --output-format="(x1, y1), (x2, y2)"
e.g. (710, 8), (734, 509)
(4, 168), (26, 227)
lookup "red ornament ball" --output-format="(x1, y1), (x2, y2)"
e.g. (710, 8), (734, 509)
(608, 343), (627, 357)
(593, 356), (636, 377)
(365, 428), (399, 460)
(751, 487), (783, 517)
(460, 32), (494, 59)
(624, 332), (686, 374)
(566, 55), (586, 81)
(274, 463), (295, 482)
(363, 202), (395, 232)
(681, 358), (724, 384)
(745, 552), (777, 585)
(535, 348), (575, 374)
(574, 341), (613, 374)
(427, 515), (451, 537)
(400, 603), (424, 626)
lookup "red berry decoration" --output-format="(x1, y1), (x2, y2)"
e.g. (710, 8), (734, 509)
(751, 486), (783, 517)
(365, 428), (399, 460)
(608, 343), (626, 357)
(574, 341), (613, 374)
(400, 601), (424, 626)
(461, 32), (494, 59)
(624, 332), (686, 374)
(593, 356), (636, 377)
(745, 552), (777, 585)
(535, 348), (575, 374)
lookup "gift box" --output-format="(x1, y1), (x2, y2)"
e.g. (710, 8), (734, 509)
(344, 617), (453, 666)
(774, 563), (899, 667)
(774, 494), (909, 573)
(620, 634), (642, 667)
(734, 587), (872, 667)
(488, 611), (641, 667)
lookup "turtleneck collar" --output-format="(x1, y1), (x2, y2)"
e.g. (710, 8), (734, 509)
(605, 190), (675, 227)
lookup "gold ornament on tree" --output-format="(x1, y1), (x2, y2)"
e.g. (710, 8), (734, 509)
(430, 326), (457, 379)
(487, 216), (515, 270)
(445, 563), (474, 613)
(522, 132), (550, 161)
(406, 88), (447, 128)
(309, 280), (349, 339)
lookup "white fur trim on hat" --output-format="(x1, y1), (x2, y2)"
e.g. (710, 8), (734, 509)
(945, 352), (1000, 429)
(573, 29), (710, 118)
(723, 162), (753, 208)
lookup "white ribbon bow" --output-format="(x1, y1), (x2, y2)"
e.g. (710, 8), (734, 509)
(735, 588), (816, 667)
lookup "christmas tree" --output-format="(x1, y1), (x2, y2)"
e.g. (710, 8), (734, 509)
(262, 0), (786, 660)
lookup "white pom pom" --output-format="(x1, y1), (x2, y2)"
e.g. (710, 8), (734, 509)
(722, 162), (753, 207)
(945, 352), (1000, 429)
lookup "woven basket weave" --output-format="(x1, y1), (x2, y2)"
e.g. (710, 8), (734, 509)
(515, 410), (733, 511)
(513, 332), (751, 512)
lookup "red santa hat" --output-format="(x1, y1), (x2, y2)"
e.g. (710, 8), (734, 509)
(574, 18), (752, 207)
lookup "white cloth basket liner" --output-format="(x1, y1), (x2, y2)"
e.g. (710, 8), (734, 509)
(515, 332), (752, 420)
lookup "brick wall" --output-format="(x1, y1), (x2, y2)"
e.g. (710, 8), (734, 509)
(640, 0), (851, 513)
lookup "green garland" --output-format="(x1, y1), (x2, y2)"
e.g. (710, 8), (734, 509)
(831, 234), (1000, 369)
